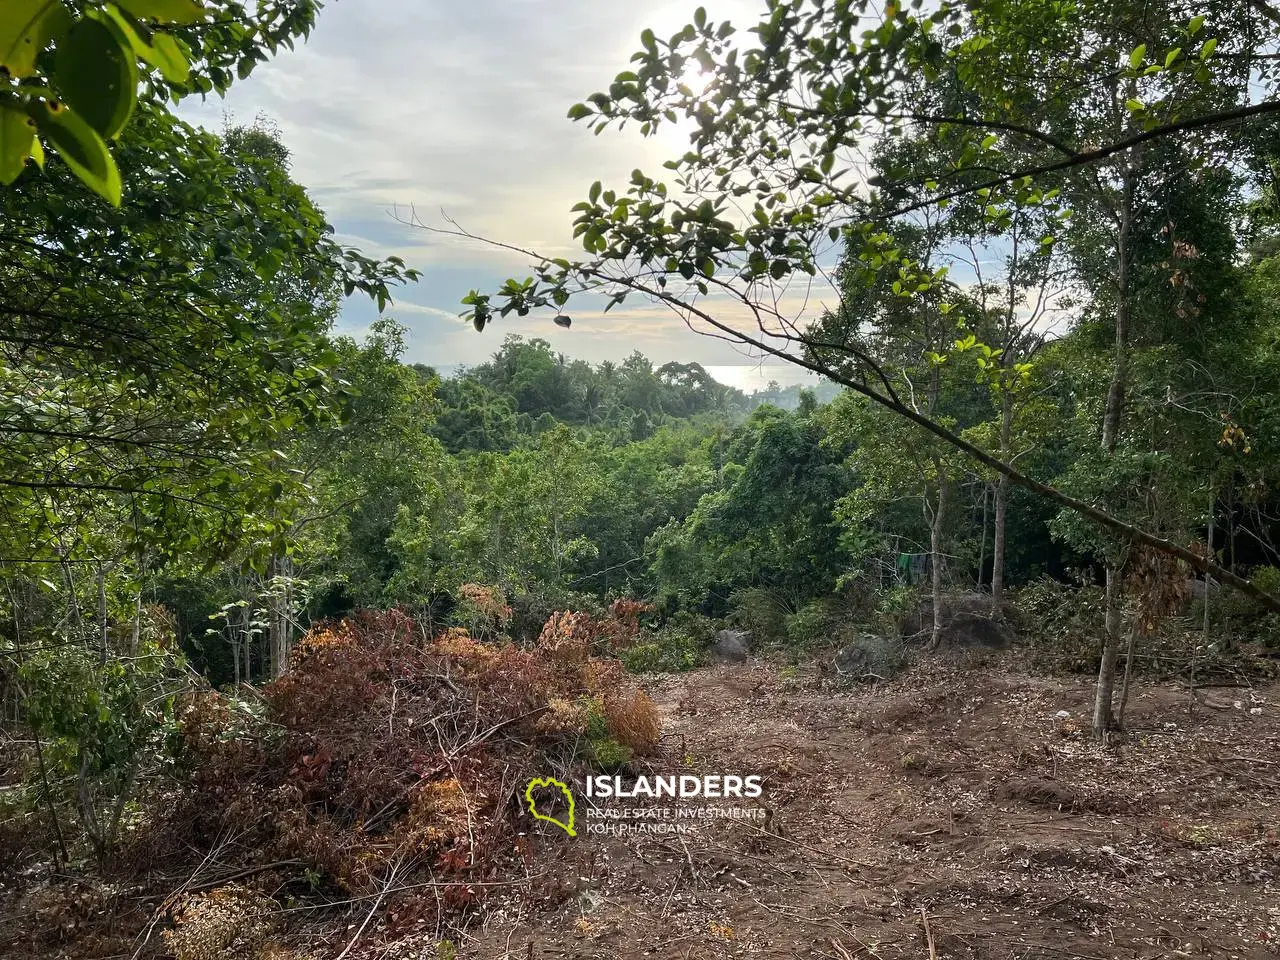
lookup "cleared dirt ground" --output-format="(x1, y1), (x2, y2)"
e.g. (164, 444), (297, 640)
(469, 657), (1279, 959)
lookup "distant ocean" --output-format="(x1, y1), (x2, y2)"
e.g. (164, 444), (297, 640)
(702, 365), (827, 393)
(431, 363), (827, 394)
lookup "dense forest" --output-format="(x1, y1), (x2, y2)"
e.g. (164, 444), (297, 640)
(2, 0), (1279, 957)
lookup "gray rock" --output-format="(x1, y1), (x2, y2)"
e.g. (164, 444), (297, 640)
(1185, 577), (1221, 600)
(709, 629), (752, 662)
(939, 612), (1014, 650)
(899, 593), (1014, 649)
(831, 634), (903, 681)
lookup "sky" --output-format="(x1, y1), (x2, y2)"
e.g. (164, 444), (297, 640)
(179, 0), (829, 388)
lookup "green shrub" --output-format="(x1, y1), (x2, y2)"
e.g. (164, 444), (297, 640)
(728, 586), (791, 642)
(578, 698), (633, 770)
(1014, 578), (1105, 672)
(873, 584), (918, 635)
(620, 627), (703, 673)
(784, 599), (837, 648)
(590, 737), (633, 771)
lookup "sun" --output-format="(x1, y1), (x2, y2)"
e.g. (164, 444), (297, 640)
(679, 63), (713, 99)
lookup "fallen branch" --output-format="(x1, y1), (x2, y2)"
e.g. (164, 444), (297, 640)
(920, 907), (937, 960)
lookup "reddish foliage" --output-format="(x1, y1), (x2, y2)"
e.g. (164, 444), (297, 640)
(158, 607), (660, 919)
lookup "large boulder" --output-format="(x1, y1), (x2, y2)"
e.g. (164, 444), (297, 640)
(899, 593), (1014, 650)
(709, 629), (752, 662)
(831, 633), (904, 681)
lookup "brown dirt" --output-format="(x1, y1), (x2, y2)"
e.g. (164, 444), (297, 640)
(463, 656), (1279, 959)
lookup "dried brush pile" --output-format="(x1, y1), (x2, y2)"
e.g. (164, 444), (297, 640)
(145, 607), (659, 950)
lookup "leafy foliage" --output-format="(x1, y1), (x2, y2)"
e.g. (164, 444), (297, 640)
(0, 0), (325, 203)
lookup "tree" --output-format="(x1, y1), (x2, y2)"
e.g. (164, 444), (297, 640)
(443, 0), (1280, 632)
(1, 0), (325, 203)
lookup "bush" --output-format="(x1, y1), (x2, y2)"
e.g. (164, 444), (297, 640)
(1015, 578), (1106, 672)
(160, 608), (662, 908)
(602, 690), (660, 755)
(450, 583), (511, 640)
(590, 737), (633, 771)
(620, 628), (702, 673)
(728, 586), (791, 643)
(785, 599), (838, 648)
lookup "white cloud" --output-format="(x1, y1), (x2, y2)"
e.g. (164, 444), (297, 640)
(181, 0), (799, 370)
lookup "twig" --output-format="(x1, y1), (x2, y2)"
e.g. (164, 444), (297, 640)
(335, 856), (405, 960)
(919, 907), (937, 960)
(184, 859), (306, 893)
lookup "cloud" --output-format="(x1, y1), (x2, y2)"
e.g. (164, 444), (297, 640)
(180, 0), (801, 369)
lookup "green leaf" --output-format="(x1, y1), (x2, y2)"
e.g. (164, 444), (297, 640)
(32, 101), (121, 205)
(56, 16), (138, 138)
(114, 0), (206, 25)
(146, 31), (188, 82)
(0, 106), (37, 184)
(567, 102), (592, 121)
(102, 6), (190, 82)
(1129, 43), (1146, 70)
(1188, 15), (1205, 35)
(1165, 47), (1181, 68)
(1199, 37), (1217, 60)
(0, 0), (72, 78)
(1125, 98), (1145, 113)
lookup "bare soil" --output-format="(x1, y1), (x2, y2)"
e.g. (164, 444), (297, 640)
(468, 656), (1279, 959)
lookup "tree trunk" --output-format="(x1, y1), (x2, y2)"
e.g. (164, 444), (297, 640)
(1100, 175), (1134, 455)
(929, 468), (947, 649)
(992, 476), (1009, 614)
(992, 390), (1013, 615)
(268, 554), (294, 678)
(977, 485), (989, 592)
(1093, 565), (1121, 735)
(1093, 168), (1136, 740)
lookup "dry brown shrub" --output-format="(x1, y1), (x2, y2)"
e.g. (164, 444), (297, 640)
(535, 697), (589, 735)
(162, 885), (278, 960)
(580, 656), (625, 693)
(602, 689), (660, 756)
(398, 778), (472, 858)
(605, 598), (653, 648)
(537, 611), (597, 665)
(289, 620), (357, 666)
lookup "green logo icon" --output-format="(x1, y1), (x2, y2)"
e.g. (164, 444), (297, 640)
(525, 776), (576, 837)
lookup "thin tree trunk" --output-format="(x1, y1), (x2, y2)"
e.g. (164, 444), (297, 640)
(1094, 168), (1136, 740)
(977, 484), (989, 592)
(1100, 176), (1134, 454)
(929, 468), (947, 649)
(992, 390), (1013, 614)
(268, 554), (293, 678)
(1116, 620), (1140, 729)
(1093, 565), (1121, 735)
(992, 476), (1008, 613)
(1204, 486), (1214, 645)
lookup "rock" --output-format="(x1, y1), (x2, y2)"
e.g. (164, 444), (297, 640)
(1055, 710), (1071, 720)
(831, 634), (904, 681)
(709, 629), (751, 662)
(941, 612), (1014, 649)
(898, 593), (1015, 650)
(1185, 577), (1221, 601)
